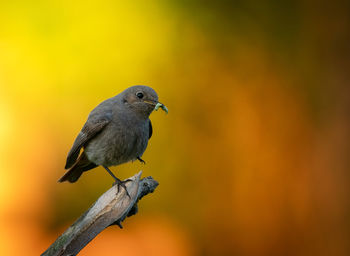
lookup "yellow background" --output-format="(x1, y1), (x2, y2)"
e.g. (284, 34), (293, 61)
(0, 1), (349, 255)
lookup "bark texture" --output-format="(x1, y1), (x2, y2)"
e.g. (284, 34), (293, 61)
(42, 171), (158, 256)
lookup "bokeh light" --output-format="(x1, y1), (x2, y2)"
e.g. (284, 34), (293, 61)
(1, 1), (349, 255)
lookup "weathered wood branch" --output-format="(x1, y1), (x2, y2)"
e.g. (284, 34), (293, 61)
(42, 171), (158, 256)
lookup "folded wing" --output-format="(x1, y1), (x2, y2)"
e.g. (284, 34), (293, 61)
(65, 117), (110, 169)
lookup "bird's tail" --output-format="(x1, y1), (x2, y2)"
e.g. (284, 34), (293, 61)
(58, 152), (97, 183)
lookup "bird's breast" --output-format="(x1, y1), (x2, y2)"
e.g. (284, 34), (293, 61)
(85, 119), (149, 166)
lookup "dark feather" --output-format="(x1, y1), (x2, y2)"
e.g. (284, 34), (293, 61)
(59, 152), (97, 183)
(65, 118), (110, 169)
(148, 119), (153, 139)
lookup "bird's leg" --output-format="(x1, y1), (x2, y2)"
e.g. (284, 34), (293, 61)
(137, 157), (146, 164)
(103, 166), (131, 198)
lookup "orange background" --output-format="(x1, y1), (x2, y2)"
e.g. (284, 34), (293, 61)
(0, 1), (349, 255)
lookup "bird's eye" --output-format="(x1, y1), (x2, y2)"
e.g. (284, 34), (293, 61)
(136, 92), (144, 99)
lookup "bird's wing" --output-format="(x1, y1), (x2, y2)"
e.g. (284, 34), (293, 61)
(65, 117), (110, 169)
(148, 119), (153, 139)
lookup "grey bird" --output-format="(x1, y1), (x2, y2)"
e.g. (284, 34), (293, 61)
(58, 85), (168, 194)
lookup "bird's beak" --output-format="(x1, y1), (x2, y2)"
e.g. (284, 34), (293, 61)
(144, 100), (168, 114)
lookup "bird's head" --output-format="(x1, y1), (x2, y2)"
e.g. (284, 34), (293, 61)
(122, 85), (168, 117)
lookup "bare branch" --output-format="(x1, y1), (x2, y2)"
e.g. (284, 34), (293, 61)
(42, 171), (158, 256)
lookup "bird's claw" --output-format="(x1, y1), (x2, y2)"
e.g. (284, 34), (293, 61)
(137, 157), (146, 164)
(113, 179), (131, 199)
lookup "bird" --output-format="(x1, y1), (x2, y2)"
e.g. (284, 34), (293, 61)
(58, 85), (168, 195)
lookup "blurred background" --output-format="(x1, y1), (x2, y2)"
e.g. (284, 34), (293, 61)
(0, 0), (349, 255)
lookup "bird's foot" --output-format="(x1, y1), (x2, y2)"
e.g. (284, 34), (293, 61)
(113, 178), (131, 199)
(137, 157), (146, 164)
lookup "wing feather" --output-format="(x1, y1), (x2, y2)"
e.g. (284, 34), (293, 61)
(65, 118), (110, 169)
(148, 119), (153, 139)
